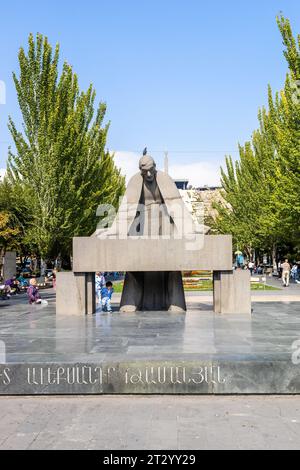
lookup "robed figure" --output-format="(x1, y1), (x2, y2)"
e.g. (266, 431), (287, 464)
(97, 154), (196, 312)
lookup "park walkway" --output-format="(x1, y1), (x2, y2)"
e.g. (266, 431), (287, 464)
(0, 395), (300, 449)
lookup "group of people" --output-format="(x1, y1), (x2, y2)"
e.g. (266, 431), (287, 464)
(0, 276), (21, 298)
(0, 275), (42, 305)
(0, 274), (30, 298)
(248, 258), (300, 287)
(236, 254), (300, 288)
(2, 270), (115, 309)
(95, 272), (114, 313)
(236, 259), (264, 275)
(246, 261), (265, 276)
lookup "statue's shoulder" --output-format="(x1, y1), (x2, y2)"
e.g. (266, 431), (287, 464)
(156, 171), (181, 198)
(127, 172), (143, 186)
(123, 172), (143, 203)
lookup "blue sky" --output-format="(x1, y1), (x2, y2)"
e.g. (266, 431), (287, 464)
(0, 0), (300, 185)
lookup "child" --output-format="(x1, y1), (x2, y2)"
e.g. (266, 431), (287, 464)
(27, 278), (41, 305)
(95, 272), (106, 306)
(101, 281), (114, 313)
(17, 273), (29, 289)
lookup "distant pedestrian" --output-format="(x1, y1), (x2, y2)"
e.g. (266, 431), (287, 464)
(95, 272), (106, 306)
(248, 261), (255, 276)
(235, 253), (244, 269)
(257, 265), (263, 274)
(278, 261), (282, 279)
(297, 263), (300, 283)
(291, 264), (298, 283)
(281, 259), (291, 287)
(101, 281), (114, 313)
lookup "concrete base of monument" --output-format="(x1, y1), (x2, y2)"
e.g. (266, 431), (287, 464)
(0, 293), (300, 394)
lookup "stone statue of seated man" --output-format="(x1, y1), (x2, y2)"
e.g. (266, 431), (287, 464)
(119, 154), (187, 312)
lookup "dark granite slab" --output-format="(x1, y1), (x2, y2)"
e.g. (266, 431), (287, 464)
(0, 292), (300, 394)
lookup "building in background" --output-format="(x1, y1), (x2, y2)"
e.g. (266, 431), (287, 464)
(174, 176), (224, 232)
(174, 179), (189, 190)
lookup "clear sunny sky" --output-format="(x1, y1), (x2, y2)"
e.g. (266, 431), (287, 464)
(1, 0), (300, 185)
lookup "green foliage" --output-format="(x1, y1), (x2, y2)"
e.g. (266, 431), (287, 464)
(7, 33), (125, 260)
(277, 15), (300, 78)
(0, 178), (34, 254)
(212, 15), (300, 262)
(0, 212), (20, 252)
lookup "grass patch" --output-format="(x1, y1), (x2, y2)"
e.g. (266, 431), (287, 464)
(250, 283), (279, 291)
(110, 280), (281, 294)
(111, 281), (124, 293)
(184, 279), (212, 291)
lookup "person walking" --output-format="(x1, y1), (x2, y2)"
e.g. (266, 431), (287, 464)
(248, 260), (255, 276)
(278, 261), (282, 279)
(281, 259), (291, 287)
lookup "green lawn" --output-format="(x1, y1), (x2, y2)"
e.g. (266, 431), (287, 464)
(184, 281), (279, 291)
(112, 281), (124, 293)
(111, 279), (280, 293)
(250, 283), (279, 291)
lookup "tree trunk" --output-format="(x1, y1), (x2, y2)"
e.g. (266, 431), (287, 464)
(40, 258), (46, 276)
(272, 243), (277, 273)
(0, 247), (5, 279)
(245, 246), (251, 261)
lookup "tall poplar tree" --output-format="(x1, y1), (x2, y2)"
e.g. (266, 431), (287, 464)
(270, 16), (300, 248)
(212, 15), (300, 263)
(7, 33), (125, 262)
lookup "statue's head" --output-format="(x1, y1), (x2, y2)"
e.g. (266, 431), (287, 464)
(139, 155), (157, 183)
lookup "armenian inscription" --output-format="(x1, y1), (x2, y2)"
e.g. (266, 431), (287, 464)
(0, 364), (225, 394)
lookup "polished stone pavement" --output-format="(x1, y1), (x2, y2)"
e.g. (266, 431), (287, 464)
(0, 290), (299, 363)
(0, 290), (300, 393)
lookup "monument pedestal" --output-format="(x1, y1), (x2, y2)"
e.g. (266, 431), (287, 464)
(56, 156), (251, 316)
(3, 251), (16, 280)
(56, 269), (252, 316)
(120, 271), (186, 312)
(213, 269), (251, 314)
(1, 302), (300, 395)
(56, 272), (95, 316)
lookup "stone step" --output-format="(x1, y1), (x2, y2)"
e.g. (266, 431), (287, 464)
(1, 359), (299, 395)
